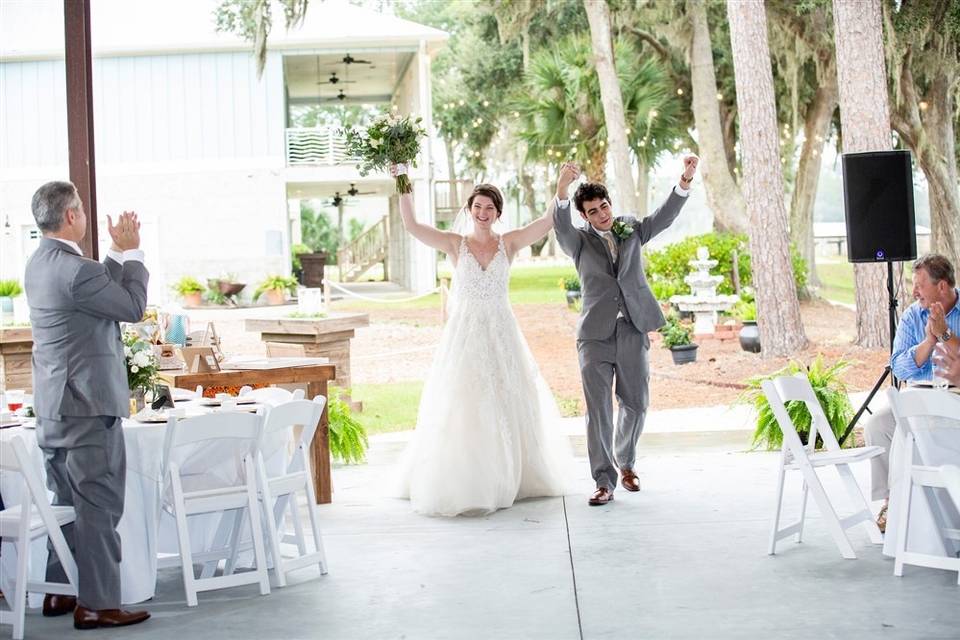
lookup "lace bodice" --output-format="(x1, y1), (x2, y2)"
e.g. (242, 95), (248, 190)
(450, 235), (510, 305)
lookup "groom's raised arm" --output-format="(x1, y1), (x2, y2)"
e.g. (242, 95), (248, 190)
(553, 162), (582, 259)
(636, 155), (698, 245)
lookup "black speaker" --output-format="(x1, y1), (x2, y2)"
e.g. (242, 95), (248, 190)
(841, 150), (917, 263)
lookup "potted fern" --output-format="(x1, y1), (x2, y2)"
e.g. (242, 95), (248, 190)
(253, 274), (298, 306)
(172, 276), (205, 307)
(327, 387), (368, 464)
(739, 355), (855, 450)
(660, 315), (698, 365)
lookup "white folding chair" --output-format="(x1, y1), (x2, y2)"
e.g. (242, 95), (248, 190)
(0, 437), (78, 640)
(159, 412), (271, 606)
(238, 386), (305, 406)
(763, 375), (884, 559)
(225, 397), (328, 587)
(886, 388), (960, 583)
(943, 465), (960, 511)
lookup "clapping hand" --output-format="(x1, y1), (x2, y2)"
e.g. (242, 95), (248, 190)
(926, 302), (948, 341)
(107, 211), (141, 252)
(556, 162), (581, 200)
(681, 155), (699, 182)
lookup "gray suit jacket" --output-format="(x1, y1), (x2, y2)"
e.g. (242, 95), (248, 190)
(554, 191), (688, 340)
(24, 238), (149, 420)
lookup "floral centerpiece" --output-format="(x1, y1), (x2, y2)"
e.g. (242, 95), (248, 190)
(123, 331), (160, 410)
(342, 113), (427, 193)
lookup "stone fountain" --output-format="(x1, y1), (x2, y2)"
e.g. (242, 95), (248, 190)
(669, 246), (740, 336)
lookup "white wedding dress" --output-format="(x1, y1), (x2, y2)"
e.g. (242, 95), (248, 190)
(395, 235), (573, 516)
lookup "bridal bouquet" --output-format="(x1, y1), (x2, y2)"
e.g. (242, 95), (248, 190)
(342, 113), (427, 193)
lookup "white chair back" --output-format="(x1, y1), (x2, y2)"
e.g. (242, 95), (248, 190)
(239, 386), (306, 406)
(886, 388), (960, 436)
(942, 465), (960, 511)
(260, 397), (326, 475)
(160, 412), (264, 496)
(764, 374), (842, 454)
(2, 438), (70, 542)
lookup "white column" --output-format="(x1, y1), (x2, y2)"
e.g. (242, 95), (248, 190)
(409, 39), (436, 294)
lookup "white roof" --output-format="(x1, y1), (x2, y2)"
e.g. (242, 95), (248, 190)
(0, 0), (447, 60)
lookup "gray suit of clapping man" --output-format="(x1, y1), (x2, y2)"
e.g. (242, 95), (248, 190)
(553, 156), (699, 506)
(24, 181), (151, 629)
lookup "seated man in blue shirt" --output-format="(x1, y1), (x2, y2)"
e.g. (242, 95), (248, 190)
(866, 254), (960, 531)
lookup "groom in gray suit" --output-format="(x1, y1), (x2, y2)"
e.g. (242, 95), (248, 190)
(24, 181), (151, 629)
(553, 157), (699, 505)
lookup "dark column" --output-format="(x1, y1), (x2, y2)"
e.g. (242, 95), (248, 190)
(64, 0), (99, 259)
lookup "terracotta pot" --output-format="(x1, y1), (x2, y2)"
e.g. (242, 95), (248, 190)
(264, 289), (286, 306)
(182, 292), (203, 307)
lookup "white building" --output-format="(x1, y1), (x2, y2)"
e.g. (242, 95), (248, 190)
(0, 0), (447, 300)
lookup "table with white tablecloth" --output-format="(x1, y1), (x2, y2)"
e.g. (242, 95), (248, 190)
(882, 389), (960, 560)
(0, 408), (288, 605)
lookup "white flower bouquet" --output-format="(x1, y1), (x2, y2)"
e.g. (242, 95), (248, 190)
(342, 113), (427, 193)
(123, 331), (160, 394)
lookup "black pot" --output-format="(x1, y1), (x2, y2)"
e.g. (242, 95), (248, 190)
(670, 343), (698, 365)
(565, 290), (582, 306)
(739, 321), (761, 353)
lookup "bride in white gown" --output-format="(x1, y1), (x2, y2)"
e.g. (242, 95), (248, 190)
(391, 165), (573, 516)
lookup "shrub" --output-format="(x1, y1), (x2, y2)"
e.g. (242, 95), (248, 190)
(172, 276), (204, 296)
(559, 274), (581, 291)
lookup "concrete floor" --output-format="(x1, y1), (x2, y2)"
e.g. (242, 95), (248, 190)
(10, 432), (960, 640)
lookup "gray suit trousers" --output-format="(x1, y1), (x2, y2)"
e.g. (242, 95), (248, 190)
(578, 318), (650, 491)
(37, 415), (126, 610)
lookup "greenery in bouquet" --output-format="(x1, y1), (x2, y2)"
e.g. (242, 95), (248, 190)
(122, 331), (160, 395)
(342, 113), (427, 194)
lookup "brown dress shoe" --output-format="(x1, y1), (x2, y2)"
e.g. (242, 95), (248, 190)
(588, 486), (614, 506)
(620, 469), (641, 492)
(74, 606), (151, 630)
(42, 594), (76, 617)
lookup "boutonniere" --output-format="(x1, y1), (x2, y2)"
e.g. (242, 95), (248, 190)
(611, 220), (634, 241)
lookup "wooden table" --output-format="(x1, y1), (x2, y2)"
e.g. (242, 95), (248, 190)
(159, 363), (336, 504)
(0, 327), (33, 393)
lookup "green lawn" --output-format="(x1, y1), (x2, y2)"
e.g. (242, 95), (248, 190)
(333, 264), (576, 313)
(816, 261), (856, 305)
(353, 381), (424, 435)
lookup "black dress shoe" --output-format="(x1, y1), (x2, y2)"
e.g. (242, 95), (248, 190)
(42, 594), (76, 617)
(74, 606), (151, 630)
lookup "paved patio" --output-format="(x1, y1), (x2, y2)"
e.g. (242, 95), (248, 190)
(11, 422), (960, 640)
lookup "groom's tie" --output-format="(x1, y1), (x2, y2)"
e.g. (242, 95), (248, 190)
(599, 230), (618, 262)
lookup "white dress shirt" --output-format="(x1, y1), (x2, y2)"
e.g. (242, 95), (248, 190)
(48, 237), (144, 263)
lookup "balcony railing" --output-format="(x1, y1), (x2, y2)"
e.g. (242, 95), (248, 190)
(285, 127), (360, 166)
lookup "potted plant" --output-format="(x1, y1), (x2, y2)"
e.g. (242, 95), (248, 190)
(253, 274), (299, 306)
(206, 273), (245, 306)
(559, 274), (581, 307)
(660, 315), (698, 365)
(738, 355), (854, 450)
(327, 387), (369, 464)
(0, 280), (23, 325)
(733, 299), (760, 353)
(291, 244), (312, 284)
(172, 276), (205, 307)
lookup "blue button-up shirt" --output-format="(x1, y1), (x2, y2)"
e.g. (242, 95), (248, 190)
(891, 287), (960, 382)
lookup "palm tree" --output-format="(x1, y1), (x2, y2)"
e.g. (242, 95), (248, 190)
(514, 35), (683, 191)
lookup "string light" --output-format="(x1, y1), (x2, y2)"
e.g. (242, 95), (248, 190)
(919, 101), (929, 111)
(639, 140), (646, 147)
(677, 88), (684, 95)
(513, 111), (520, 118)
(649, 110), (658, 118)
(458, 99), (465, 106)
(716, 93), (723, 101)
(483, 100), (490, 107)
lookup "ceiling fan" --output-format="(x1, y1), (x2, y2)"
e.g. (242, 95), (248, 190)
(317, 72), (355, 86)
(326, 192), (357, 208)
(347, 183), (375, 197)
(324, 89), (348, 102)
(330, 53), (372, 66)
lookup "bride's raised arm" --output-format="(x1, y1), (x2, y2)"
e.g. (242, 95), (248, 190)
(393, 167), (461, 257)
(502, 202), (555, 258)
(503, 163), (579, 258)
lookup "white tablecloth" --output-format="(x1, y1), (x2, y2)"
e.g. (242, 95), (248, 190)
(0, 408), (288, 605)
(882, 389), (960, 559)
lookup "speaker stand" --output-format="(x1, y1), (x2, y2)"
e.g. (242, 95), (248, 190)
(838, 260), (900, 447)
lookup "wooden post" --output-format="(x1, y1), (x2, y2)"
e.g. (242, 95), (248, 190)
(64, 0), (99, 259)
